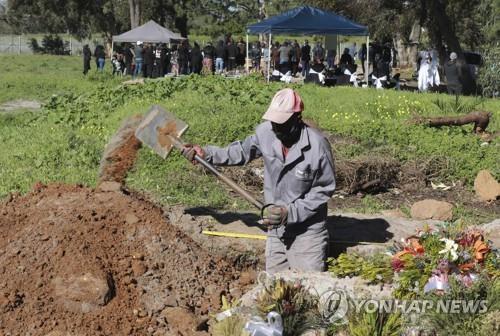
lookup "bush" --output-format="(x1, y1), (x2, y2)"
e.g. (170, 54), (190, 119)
(28, 35), (70, 55)
(478, 42), (500, 97)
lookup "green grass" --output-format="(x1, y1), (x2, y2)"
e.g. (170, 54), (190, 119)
(0, 55), (499, 215)
(0, 54), (121, 104)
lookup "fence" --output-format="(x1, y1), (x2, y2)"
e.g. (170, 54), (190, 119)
(0, 35), (105, 55)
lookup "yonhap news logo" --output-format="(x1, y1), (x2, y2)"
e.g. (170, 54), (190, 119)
(318, 289), (488, 324)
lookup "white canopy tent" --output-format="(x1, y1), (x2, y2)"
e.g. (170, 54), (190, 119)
(112, 20), (185, 50)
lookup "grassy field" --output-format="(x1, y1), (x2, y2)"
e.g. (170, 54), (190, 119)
(0, 55), (499, 213)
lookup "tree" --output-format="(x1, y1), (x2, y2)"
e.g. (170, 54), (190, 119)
(128, 0), (141, 28)
(6, 0), (128, 39)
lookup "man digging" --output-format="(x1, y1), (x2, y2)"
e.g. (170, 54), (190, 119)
(182, 88), (336, 274)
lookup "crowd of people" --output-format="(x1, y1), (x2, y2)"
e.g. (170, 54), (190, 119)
(82, 36), (467, 95)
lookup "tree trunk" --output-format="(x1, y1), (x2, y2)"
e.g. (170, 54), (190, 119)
(430, 0), (476, 94)
(415, 111), (492, 133)
(128, 0), (141, 29)
(175, 15), (188, 38)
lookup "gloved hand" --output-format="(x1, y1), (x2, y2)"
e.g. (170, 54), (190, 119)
(263, 205), (288, 226)
(181, 144), (205, 164)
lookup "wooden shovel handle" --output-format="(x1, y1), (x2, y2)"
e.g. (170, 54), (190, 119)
(167, 134), (264, 210)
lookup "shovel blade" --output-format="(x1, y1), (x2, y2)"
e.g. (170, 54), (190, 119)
(135, 105), (188, 159)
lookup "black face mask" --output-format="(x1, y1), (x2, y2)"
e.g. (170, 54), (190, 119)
(271, 114), (303, 147)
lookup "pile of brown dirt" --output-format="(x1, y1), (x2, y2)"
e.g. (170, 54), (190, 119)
(0, 183), (246, 335)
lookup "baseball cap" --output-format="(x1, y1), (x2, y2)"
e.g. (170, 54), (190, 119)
(262, 88), (304, 124)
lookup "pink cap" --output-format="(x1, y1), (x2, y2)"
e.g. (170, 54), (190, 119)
(262, 88), (304, 124)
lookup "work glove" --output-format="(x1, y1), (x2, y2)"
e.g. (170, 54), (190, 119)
(181, 144), (205, 164)
(263, 205), (288, 226)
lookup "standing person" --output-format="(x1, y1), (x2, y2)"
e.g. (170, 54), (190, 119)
(271, 42), (281, 72)
(278, 41), (291, 73)
(82, 44), (91, 75)
(215, 40), (226, 74)
(181, 89), (335, 274)
(153, 44), (162, 78)
(429, 48), (440, 89)
(290, 41), (301, 76)
(359, 43), (367, 74)
(312, 41), (324, 63)
(300, 40), (311, 77)
(202, 42), (215, 74)
(178, 41), (190, 75)
(418, 52), (432, 92)
(261, 41), (270, 74)
(132, 41), (143, 79)
(160, 44), (170, 76)
(350, 42), (357, 60)
(94, 45), (106, 72)
(250, 42), (262, 72)
(237, 37), (246, 67)
(190, 42), (203, 74)
(124, 44), (134, 76)
(170, 45), (179, 76)
(226, 40), (238, 72)
(143, 44), (155, 78)
(444, 52), (462, 95)
(326, 48), (336, 69)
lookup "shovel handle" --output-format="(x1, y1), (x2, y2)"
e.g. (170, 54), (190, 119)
(167, 135), (264, 210)
(194, 154), (265, 210)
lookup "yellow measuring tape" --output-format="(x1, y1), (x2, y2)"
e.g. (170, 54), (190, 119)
(202, 230), (388, 245)
(202, 230), (267, 240)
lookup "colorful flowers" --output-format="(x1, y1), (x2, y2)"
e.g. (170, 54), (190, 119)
(439, 238), (459, 261)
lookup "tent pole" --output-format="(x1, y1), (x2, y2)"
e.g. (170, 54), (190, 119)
(268, 32), (272, 83)
(366, 35), (369, 84)
(246, 33), (249, 74)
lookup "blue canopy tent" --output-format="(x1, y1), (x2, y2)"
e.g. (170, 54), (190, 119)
(246, 6), (369, 82)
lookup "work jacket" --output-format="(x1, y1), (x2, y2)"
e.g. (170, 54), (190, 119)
(204, 121), (335, 238)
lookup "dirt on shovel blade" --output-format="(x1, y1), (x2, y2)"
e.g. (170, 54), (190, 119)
(0, 183), (242, 335)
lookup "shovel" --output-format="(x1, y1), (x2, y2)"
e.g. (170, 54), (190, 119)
(135, 105), (265, 211)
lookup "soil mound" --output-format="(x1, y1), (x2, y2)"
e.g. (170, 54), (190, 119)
(0, 183), (240, 335)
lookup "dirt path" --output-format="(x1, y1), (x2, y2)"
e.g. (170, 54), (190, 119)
(0, 183), (253, 336)
(0, 99), (42, 112)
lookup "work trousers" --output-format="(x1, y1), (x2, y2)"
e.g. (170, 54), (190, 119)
(265, 229), (329, 275)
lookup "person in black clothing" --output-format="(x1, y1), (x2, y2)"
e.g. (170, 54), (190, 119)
(237, 38), (246, 67)
(444, 52), (462, 95)
(143, 44), (155, 78)
(152, 44), (162, 78)
(300, 40), (311, 77)
(124, 44), (133, 76)
(83, 44), (91, 75)
(339, 48), (354, 70)
(190, 43), (203, 74)
(160, 45), (170, 76)
(226, 40), (238, 71)
(359, 43), (367, 74)
(178, 41), (190, 75)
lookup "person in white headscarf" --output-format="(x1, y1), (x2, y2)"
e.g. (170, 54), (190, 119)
(418, 51), (432, 92)
(429, 49), (440, 88)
